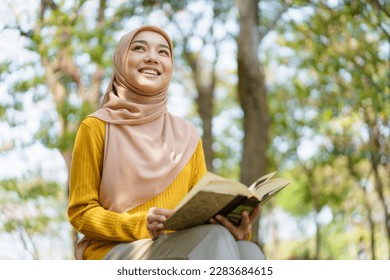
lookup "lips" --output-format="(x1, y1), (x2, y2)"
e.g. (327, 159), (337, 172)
(140, 68), (160, 76)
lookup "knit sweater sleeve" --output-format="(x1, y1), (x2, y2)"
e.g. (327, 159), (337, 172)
(67, 117), (147, 242)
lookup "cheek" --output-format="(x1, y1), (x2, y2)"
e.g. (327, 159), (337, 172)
(126, 57), (137, 71)
(164, 62), (173, 77)
(166, 68), (173, 78)
(125, 59), (140, 81)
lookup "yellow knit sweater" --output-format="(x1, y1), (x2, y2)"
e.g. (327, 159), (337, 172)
(68, 117), (207, 259)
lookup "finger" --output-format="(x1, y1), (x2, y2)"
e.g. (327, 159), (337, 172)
(148, 208), (175, 227)
(239, 210), (250, 228)
(214, 215), (236, 232)
(249, 205), (261, 223)
(215, 215), (248, 241)
(148, 207), (158, 215)
(147, 221), (164, 231)
(151, 207), (175, 218)
(147, 214), (166, 224)
(151, 229), (164, 240)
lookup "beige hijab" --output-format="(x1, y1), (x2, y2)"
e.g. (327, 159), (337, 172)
(90, 26), (200, 213)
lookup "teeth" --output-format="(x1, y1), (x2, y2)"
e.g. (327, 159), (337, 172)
(141, 69), (158, 75)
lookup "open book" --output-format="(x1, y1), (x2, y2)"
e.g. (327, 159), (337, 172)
(164, 171), (290, 231)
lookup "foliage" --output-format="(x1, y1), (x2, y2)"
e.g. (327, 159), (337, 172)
(0, 174), (67, 259)
(267, 0), (390, 259)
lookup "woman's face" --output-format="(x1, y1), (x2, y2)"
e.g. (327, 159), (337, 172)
(126, 30), (173, 93)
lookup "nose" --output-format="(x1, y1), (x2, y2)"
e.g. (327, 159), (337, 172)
(145, 51), (158, 64)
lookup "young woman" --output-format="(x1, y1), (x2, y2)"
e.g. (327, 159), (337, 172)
(68, 25), (265, 260)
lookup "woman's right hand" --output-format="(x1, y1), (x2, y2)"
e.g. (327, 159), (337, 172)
(209, 205), (261, 241)
(146, 207), (174, 240)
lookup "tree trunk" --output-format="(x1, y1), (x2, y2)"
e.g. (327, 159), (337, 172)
(313, 183), (321, 259)
(347, 157), (377, 259)
(364, 108), (390, 259)
(197, 87), (214, 171)
(304, 165), (321, 259)
(372, 162), (390, 259)
(37, 0), (106, 257)
(363, 186), (376, 260)
(178, 31), (216, 172)
(184, 53), (216, 172)
(237, 0), (269, 246)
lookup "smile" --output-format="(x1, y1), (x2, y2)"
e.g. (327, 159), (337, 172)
(140, 68), (160, 76)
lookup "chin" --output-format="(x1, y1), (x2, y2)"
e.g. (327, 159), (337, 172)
(137, 84), (159, 92)
(135, 79), (161, 91)
(137, 81), (168, 93)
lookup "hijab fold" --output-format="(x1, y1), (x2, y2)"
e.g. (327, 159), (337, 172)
(89, 25), (199, 213)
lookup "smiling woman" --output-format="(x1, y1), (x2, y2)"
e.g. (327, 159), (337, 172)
(67, 25), (265, 260)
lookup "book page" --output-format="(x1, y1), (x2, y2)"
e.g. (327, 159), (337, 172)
(174, 172), (252, 209)
(251, 178), (290, 200)
(248, 171), (277, 191)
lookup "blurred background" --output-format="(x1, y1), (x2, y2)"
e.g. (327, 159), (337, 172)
(0, 0), (388, 260)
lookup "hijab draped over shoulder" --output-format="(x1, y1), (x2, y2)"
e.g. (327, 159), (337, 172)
(89, 26), (200, 213)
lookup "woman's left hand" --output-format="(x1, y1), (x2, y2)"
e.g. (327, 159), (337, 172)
(209, 205), (261, 241)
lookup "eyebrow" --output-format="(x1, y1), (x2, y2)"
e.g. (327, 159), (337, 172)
(131, 40), (170, 50)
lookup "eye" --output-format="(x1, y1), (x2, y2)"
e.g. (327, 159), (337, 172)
(132, 45), (146, 52)
(159, 49), (170, 56)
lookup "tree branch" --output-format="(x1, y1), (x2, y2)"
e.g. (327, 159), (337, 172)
(258, 2), (290, 43)
(371, 0), (390, 18)
(39, 0), (59, 21)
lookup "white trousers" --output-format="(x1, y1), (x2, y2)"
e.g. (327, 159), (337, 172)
(104, 224), (266, 260)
